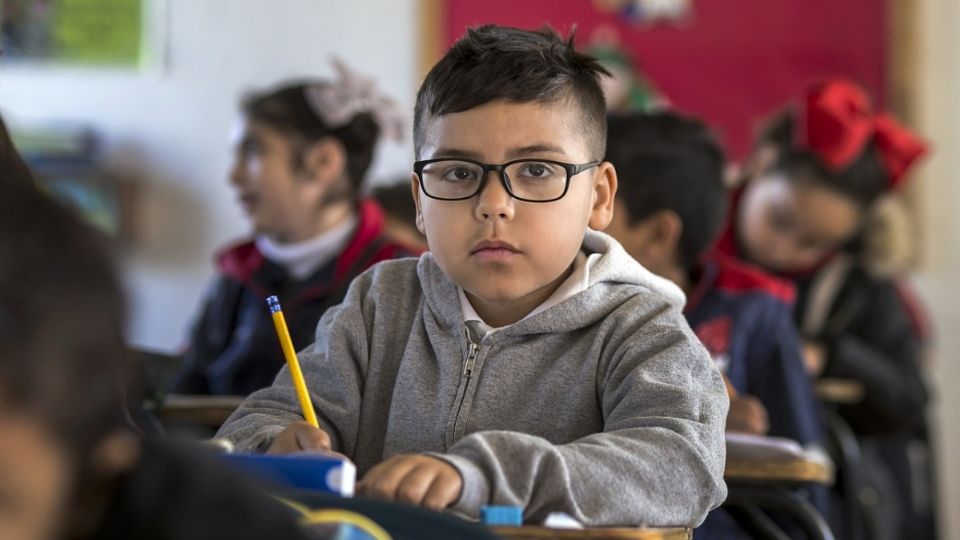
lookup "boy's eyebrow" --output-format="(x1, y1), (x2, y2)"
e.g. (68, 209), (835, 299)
(431, 147), (484, 160)
(505, 144), (567, 159)
(430, 144), (568, 161)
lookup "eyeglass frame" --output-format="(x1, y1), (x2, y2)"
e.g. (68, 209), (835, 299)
(412, 157), (602, 203)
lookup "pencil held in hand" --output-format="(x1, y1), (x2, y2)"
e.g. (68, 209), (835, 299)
(266, 295), (320, 428)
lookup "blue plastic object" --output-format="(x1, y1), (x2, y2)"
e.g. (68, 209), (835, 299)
(480, 505), (523, 526)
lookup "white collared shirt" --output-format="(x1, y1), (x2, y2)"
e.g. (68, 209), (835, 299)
(254, 215), (358, 280)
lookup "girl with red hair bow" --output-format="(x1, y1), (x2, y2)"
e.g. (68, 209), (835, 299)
(717, 79), (936, 539)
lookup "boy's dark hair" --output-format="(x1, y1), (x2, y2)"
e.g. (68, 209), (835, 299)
(758, 112), (888, 207)
(243, 83), (381, 202)
(370, 180), (419, 230)
(414, 25), (610, 159)
(606, 111), (727, 271)
(0, 179), (130, 458)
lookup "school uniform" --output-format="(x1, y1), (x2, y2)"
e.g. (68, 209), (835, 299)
(687, 251), (827, 539)
(171, 200), (417, 396)
(217, 231), (730, 527)
(793, 257), (935, 540)
(686, 251), (822, 445)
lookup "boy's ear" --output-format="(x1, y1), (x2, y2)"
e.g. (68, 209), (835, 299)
(587, 161), (618, 230)
(410, 173), (426, 235)
(646, 209), (684, 257)
(302, 137), (347, 187)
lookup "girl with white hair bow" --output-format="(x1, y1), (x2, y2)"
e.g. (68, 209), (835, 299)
(171, 59), (419, 398)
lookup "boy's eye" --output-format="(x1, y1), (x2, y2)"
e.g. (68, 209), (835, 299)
(513, 161), (561, 180)
(523, 163), (547, 177)
(441, 166), (480, 182)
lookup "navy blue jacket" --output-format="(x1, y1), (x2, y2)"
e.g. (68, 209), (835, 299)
(171, 200), (418, 396)
(686, 251), (823, 446)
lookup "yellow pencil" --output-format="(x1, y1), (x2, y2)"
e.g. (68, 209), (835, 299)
(267, 295), (319, 428)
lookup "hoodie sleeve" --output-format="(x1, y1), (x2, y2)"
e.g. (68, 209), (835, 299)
(435, 304), (729, 527)
(214, 286), (370, 454)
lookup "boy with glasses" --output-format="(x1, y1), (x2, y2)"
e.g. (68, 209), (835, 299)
(218, 25), (728, 527)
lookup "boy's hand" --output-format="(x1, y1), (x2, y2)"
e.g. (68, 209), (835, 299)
(266, 421), (333, 454)
(357, 454), (462, 511)
(803, 341), (827, 376)
(726, 394), (769, 435)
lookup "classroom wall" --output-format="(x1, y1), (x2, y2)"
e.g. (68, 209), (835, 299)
(0, 0), (420, 351)
(915, 0), (960, 537)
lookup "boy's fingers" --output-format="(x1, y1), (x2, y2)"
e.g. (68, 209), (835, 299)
(266, 422), (331, 455)
(743, 397), (769, 434)
(754, 406), (769, 433)
(394, 464), (442, 506)
(421, 472), (463, 511)
(359, 456), (419, 500)
(294, 424), (331, 451)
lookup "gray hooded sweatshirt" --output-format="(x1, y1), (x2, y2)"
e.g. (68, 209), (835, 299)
(216, 231), (728, 527)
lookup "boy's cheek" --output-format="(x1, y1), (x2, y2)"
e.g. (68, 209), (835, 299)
(0, 418), (73, 540)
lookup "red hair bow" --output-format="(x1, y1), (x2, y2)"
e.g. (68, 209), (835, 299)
(794, 79), (928, 190)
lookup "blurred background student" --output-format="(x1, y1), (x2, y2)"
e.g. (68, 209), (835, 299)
(717, 79), (935, 539)
(171, 60), (420, 397)
(0, 118), (312, 540)
(604, 110), (826, 538)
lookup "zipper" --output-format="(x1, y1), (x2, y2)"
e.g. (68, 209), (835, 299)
(452, 326), (480, 438)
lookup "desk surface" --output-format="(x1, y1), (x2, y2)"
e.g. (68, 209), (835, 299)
(725, 455), (834, 485)
(155, 394), (245, 426)
(490, 526), (691, 540)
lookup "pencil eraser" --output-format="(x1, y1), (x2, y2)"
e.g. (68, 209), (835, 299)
(266, 295), (281, 313)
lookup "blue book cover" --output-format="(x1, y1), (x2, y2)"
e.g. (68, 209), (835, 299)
(220, 453), (356, 497)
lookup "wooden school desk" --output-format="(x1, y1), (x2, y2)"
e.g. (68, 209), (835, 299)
(490, 526), (691, 540)
(724, 437), (835, 540)
(156, 394), (245, 427)
(725, 453), (834, 484)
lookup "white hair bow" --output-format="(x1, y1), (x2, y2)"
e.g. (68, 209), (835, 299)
(304, 57), (406, 142)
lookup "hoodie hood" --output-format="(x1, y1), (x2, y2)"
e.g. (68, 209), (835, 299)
(417, 229), (686, 336)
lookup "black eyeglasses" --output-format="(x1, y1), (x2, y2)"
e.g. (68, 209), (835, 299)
(413, 158), (601, 203)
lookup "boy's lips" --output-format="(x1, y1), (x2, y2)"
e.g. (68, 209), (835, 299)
(470, 239), (520, 260)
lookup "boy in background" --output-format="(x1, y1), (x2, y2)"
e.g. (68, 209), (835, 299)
(604, 111), (825, 537)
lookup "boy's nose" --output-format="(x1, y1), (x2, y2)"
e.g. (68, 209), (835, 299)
(474, 171), (515, 221)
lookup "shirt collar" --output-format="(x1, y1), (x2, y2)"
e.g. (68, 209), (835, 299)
(458, 250), (597, 334)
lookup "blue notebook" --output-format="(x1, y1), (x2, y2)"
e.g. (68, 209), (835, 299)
(220, 453), (356, 497)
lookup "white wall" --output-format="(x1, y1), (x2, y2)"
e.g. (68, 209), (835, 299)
(916, 0), (960, 537)
(0, 0), (420, 351)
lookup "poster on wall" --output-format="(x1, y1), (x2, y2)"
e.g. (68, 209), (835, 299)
(0, 0), (165, 70)
(424, 0), (888, 158)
